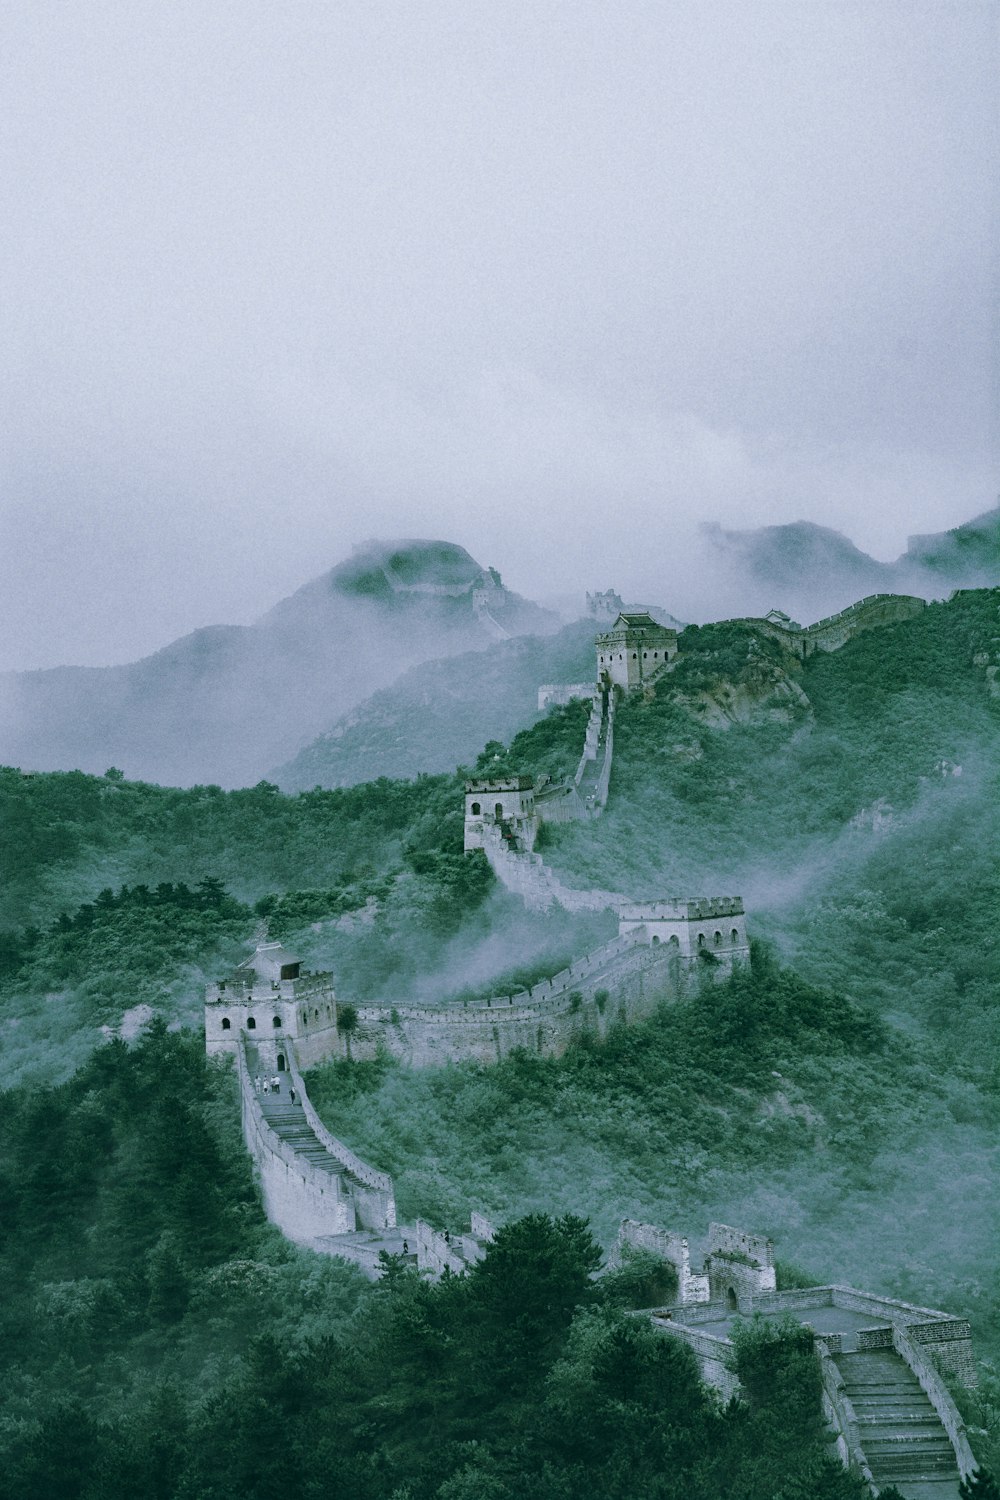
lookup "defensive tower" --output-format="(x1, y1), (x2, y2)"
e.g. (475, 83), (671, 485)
(596, 611), (678, 690)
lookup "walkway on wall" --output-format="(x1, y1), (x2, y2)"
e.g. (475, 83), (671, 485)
(255, 1077), (350, 1186)
(835, 1347), (962, 1498)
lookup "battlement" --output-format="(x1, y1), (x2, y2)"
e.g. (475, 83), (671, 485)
(618, 899), (749, 959)
(464, 775), (535, 793)
(620, 897), (745, 921)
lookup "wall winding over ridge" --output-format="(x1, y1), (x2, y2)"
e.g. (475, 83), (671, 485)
(345, 931), (714, 1066)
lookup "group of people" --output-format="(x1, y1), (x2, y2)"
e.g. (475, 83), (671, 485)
(254, 1073), (298, 1105)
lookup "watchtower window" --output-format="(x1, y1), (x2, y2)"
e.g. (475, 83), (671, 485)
(221, 1017), (231, 1031)
(651, 934), (660, 944)
(714, 930), (722, 946)
(272, 1015), (282, 1028)
(246, 1016), (256, 1029)
(495, 803), (504, 818)
(470, 801), (481, 815)
(731, 928), (739, 944)
(669, 934), (679, 947)
(697, 933), (705, 948)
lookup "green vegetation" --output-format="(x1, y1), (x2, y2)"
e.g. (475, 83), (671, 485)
(308, 951), (1000, 1353)
(277, 618), (596, 790)
(2, 587), (998, 1488)
(0, 1029), (863, 1499)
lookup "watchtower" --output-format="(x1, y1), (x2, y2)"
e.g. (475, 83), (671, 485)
(464, 775), (537, 852)
(618, 898), (748, 962)
(204, 941), (341, 1069)
(596, 611), (678, 691)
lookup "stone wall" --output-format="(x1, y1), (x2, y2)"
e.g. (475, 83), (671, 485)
(649, 1316), (740, 1402)
(285, 1047), (396, 1231)
(615, 1219), (709, 1303)
(236, 1040), (356, 1243)
(343, 933), (703, 1066)
(735, 593), (927, 661)
(478, 823), (625, 912)
(894, 1326), (977, 1476)
(413, 1218), (470, 1276)
(815, 1338), (874, 1485)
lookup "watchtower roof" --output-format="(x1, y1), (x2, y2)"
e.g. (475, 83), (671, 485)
(597, 611), (677, 637)
(235, 942), (303, 980)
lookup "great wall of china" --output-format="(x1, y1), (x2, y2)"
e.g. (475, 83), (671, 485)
(205, 593), (977, 1496)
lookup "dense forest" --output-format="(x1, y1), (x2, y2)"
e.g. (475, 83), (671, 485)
(2, 587), (999, 1488)
(0, 1019), (873, 1499)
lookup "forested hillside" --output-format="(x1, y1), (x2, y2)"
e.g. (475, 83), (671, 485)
(0, 1022), (868, 1499)
(273, 618), (596, 790)
(2, 588), (999, 1486)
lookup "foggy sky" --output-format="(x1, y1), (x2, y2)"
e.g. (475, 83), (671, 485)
(1, 1), (997, 669)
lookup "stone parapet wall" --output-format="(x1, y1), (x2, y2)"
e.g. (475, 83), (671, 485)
(894, 1326), (978, 1473)
(480, 822), (624, 912)
(616, 1219), (709, 1303)
(285, 1047), (396, 1232)
(236, 1041), (355, 1243)
(649, 1316), (740, 1402)
(413, 1218), (471, 1276)
(816, 1338), (874, 1486)
(734, 593), (927, 660)
(345, 940), (698, 1066)
(708, 1223), (775, 1266)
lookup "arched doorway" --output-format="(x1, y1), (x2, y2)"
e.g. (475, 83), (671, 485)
(727, 1286), (738, 1311)
(276, 1053), (286, 1072)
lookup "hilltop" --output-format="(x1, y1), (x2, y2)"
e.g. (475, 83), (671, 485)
(0, 539), (557, 790)
(700, 502), (1000, 622)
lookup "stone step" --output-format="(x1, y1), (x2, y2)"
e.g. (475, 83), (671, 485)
(857, 1418), (947, 1438)
(851, 1393), (935, 1411)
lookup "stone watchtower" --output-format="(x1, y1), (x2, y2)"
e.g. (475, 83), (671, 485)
(618, 898), (749, 963)
(596, 611), (678, 691)
(463, 775), (537, 852)
(204, 941), (341, 1070)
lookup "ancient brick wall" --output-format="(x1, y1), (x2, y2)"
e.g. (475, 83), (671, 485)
(344, 935), (702, 1066)
(236, 1041), (356, 1243)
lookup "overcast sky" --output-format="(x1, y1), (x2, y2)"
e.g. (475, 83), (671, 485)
(1, 1), (997, 669)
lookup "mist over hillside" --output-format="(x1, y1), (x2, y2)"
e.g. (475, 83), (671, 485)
(0, 540), (556, 789)
(0, 509), (995, 792)
(273, 619), (598, 790)
(3, 584), (1000, 1485)
(697, 503), (1000, 622)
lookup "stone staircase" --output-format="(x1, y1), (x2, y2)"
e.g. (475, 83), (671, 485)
(256, 1078), (350, 1183)
(835, 1347), (962, 1498)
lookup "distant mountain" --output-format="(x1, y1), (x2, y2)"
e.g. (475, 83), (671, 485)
(0, 540), (558, 788)
(273, 619), (598, 791)
(903, 505), (1000, 584)
(699, 504), (1000, 622)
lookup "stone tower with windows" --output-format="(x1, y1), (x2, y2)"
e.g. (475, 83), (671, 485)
(204, 941), (341, 1070)
(596, 611), (678, 691)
